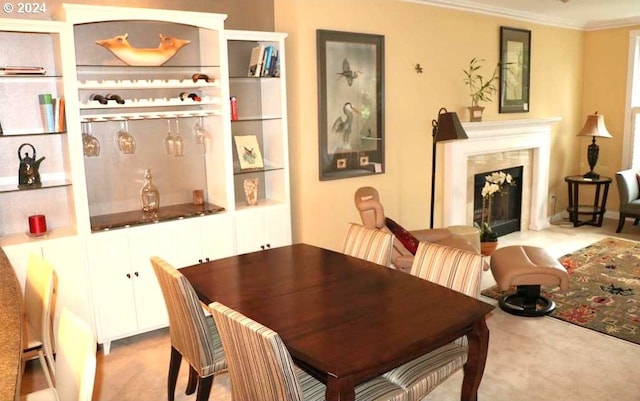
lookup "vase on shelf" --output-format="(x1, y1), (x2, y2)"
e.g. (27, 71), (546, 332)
(140, 168), (160, 212)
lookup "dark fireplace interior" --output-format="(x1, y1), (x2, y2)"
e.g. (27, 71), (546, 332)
(473, 166), (523, 237)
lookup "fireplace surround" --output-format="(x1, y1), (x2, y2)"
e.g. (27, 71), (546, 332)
(436, 117), (561, 230)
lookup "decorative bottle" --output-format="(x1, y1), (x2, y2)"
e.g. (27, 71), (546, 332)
(140, 168), (160, 212)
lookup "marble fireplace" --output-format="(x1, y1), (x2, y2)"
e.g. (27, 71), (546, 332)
(437, 117), (561, 231)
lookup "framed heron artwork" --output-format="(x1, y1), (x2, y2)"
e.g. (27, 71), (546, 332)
(316, 29), (385, 180)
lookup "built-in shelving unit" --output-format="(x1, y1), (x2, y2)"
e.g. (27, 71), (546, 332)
(0, 6), (292, 354)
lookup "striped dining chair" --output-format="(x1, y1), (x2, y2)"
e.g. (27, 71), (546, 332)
(342, 222), (394, 267)
(209, 301), (408, 401)
(150, 257), (226, 401)
(383, 242), (485, 401)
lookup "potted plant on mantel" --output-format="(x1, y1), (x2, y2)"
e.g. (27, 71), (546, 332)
(462, 57), (499, 122)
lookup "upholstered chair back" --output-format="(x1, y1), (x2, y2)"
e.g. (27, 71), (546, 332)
(342, 223), (394, 267)
(209, 301), (305, 401)
(23, 253), (57, 387)
(410, 242), (484, 298)
(150, 257), (225, 378)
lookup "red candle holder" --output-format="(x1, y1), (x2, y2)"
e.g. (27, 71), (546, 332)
(28, 214), (47, 235)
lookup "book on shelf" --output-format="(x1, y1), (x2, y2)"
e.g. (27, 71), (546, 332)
(261, 46), (273, 77)
(1, 66), (46, 75)
(268, 49), (279, 77)
(247, 45), (265, 77)
(39, 94), (65, 133)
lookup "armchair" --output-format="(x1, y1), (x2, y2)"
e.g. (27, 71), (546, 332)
(615, 169), (640, 232)
(354, 186), (476, 272)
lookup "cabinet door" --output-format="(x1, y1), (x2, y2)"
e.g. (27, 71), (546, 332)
(235, 205), (292, 254)
(200, 214), (236, 262)
(235, 208), (268, 254)
(264, 205), (292, 249)
(86, 231), (137, 342)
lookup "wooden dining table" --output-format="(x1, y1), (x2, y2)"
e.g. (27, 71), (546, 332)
(180, 243), (494, 401)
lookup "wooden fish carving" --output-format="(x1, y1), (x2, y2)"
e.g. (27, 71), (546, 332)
(96, 33), (191, 66)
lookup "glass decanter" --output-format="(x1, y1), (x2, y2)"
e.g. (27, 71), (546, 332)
(140, 168), (160, 212)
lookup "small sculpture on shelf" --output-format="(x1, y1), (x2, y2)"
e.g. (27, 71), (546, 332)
(96, 33), (191, 66)
(18, 143), (45, 189)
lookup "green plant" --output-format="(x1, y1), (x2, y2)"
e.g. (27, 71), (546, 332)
(463, 57), (499, 107)
(474, 222), (498, 243)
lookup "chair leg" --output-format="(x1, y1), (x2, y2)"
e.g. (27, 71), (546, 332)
(37, 350), (54, 388)
(616, 215), (626, 233)
(195, 375), (214, 401)
(186, 366), (197, 395)
(168, 346), (182, 401)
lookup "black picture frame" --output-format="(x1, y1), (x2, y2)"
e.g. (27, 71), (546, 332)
(317, 30), (385, 181)
(499, 27), (531, 113)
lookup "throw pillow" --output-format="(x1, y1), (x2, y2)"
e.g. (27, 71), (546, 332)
(385, 217), (419, 255)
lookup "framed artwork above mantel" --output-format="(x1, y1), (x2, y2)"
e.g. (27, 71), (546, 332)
(499, 26), (531, 114)
(316, 29), (385, 181)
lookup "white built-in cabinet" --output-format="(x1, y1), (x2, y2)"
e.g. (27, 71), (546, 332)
(0, 5), (291, 354)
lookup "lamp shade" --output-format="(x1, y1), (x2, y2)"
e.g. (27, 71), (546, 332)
(577, 112), (612, 138)
(434, 108), (468, 142)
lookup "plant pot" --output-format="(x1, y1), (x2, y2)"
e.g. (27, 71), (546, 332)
(480, 240), (498, 256)
(468, 106), (485, 122)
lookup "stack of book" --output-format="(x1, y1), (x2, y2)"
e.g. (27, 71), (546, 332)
(247, 45), (279, 78)
(38, 93), (66, 133)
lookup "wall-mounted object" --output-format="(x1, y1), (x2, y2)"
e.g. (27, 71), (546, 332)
(317, 29), (385, 180)
(499, 27), (531, 113)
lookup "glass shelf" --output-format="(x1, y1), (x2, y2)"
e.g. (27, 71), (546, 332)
(0, 131), (66, 137)
(233, 163), (285, 175)
(0, 179), (71, 194)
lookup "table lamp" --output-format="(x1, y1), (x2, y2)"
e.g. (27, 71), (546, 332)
(430, 107), (468, 228)
(577, 111), (612, 179)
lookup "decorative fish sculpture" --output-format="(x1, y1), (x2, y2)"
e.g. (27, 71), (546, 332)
(96, 33), (191, 66)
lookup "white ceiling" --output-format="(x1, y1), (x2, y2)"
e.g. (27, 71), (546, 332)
(410, 0), (640, 30)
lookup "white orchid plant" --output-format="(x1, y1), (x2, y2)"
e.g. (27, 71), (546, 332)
(475, 171), (516, 242)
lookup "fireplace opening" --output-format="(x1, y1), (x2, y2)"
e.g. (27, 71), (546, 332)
(473, 166), (523, 237)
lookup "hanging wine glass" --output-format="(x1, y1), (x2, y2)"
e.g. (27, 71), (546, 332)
(116, 120), (136, 154)
(194, 116), (211, 154)
(163, 119), (175, 156)
(83, 121), (100, 157)
(173, 118), (184, 157)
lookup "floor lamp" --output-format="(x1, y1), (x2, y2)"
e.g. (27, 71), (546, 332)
(430, 108), (469, 228)
(577, 111), (612, 179)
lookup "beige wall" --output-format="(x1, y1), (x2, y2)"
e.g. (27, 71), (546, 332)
(8, 0), (274, 31)
(582, 26), (640, 210)
(276, 0), (584, 252)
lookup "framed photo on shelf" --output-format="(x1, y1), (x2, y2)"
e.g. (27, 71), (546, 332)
(499, 26), (531, 113)
(316, 29), (385, 181)
(234, 135), (264, 169)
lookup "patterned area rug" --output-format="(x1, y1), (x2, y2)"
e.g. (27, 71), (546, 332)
(482, 237), (640, 345)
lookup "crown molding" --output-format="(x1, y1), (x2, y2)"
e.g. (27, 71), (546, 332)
(403, 0), (640, 31)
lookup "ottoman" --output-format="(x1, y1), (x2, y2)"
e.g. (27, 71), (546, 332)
(490, 245), (569, 317)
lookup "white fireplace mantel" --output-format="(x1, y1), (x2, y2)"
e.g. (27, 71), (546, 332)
(438, 117), (562, 230)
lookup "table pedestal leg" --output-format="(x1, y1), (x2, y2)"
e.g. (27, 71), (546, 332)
(461, 316), (490, 401)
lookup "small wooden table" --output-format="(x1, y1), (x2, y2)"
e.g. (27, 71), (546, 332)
(565, 175), (612, 227)
(181, 243), (494, 401)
